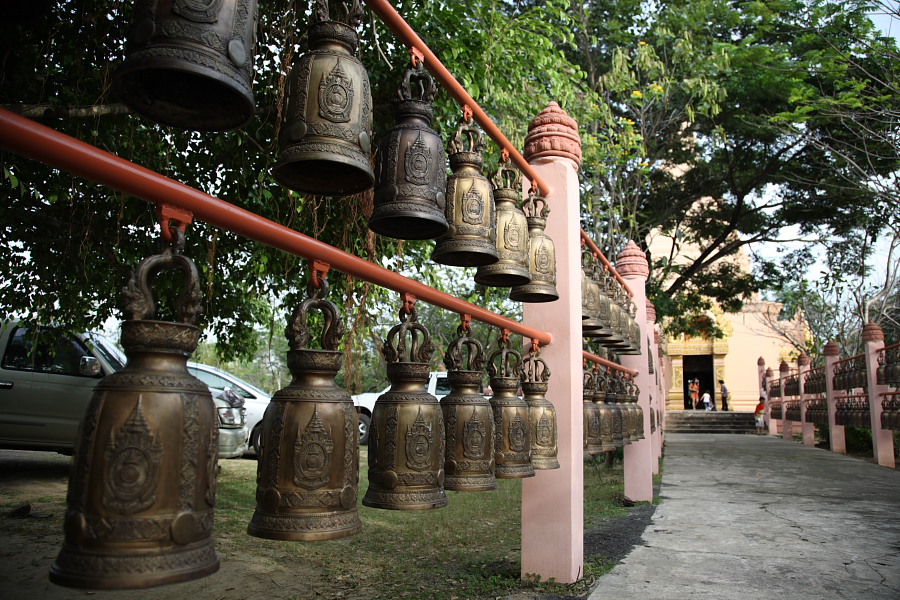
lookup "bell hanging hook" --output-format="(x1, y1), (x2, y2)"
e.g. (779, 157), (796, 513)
(156, 203), (192, 254)
(308, 259), (331, 298)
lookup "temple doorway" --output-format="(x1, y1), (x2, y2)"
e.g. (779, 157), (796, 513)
(683, 354), (714, 410)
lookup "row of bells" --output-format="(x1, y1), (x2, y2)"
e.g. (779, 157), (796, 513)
(108, 0), (559, 302)
(804, 371), (826, 395)
(49, 245), (559, 590)
(805, 399), (829, 425)
(881, 397), (900, 430)
(783, 401), (802, 422)
(832, 358), (867, 392)
(877, 347), (900, 386)
(581, 250), (641, 355)
(782, 376), (800, 397)
(582, 364), (644, 455)
(769, 401), (782, 419)
(834, 398), (871, 428)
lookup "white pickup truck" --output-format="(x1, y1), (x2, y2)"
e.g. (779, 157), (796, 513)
(351, 371), (451, 444)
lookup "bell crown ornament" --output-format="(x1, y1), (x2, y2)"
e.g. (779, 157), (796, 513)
(50, 231), (219, 590)
(509, 190), (558, 303)
(273, 0), (374, 196)
(369, 63), (448, 239)
(113, 0), (258, 131)
(474, 161), (531, 287)
(248, 272), (362, 541)
(431, 120), (499, 267)
(521, 346), (559, 470)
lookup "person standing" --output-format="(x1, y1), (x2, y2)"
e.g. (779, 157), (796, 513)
(690, 379), (700, 409)
(754, 396), (766, 434)
(702, 390), (713, 411)
(719, 379), (729, 411)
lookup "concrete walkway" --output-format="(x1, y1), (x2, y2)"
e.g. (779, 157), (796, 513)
(588, 433), (900, 600)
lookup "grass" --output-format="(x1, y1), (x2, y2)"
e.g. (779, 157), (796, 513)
(211, 451), (636, 599)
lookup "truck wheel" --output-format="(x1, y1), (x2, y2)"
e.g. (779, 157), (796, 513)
(358, 413), (371, 445)
(250, 423), (263, 456)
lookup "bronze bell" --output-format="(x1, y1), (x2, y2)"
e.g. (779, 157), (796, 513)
(273, 0), (374, 196)
(521, 346), (559, 470)
(509, 191), (559, 303)
(474, 162), (531, 286)
(51, 234), (219, 589)
(626, 378), (644, 440)
(582, 363), (603, 455)
(441, 323), (497, 491)
(431, 121), (499, 267)
(248, 276), (361, 540)
(369, 64), (448, 239)
(488, 334), (534, 478)
(581, 250), (603, 335)
(592, 366), (616, 453)
(363, 303), (447, 510)
(113, 0), (258, 131)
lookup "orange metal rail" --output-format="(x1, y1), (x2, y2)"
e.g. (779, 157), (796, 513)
(580, 231), (633, 296)
(0, 108), (553, 344)
(583, 351), (637, 376)
(363, 0), (551, 198)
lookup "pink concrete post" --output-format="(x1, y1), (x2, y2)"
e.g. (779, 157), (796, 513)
(617, 242), (654, 502)
(765, 367), (778, 435)
(757, 358), (767, 435)
(657, 331), (667, 448)
(798, 354), (815, 446)
(779, 361), (791, 440)
(647, 303), (661, 474)
(862, 323), (895, 467)
(520, 102), (583, 583)
(823, 341), (846, 454)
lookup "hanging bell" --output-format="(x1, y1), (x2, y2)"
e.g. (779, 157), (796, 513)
(509, 190), (559, 303)
(488, 333), (534, 478)
(370, 64), (448, 239)
(582, 363), (603, 455)
(273, 0), (374, 196)
(601, 282), (628, 350)
(592, 365), (616, 453)
(441, 322), (497, 491)
(521, 347), (558, 470)
(431, 121), (499, 267)
(51, 232), (219, 589)
(581, 249), (603, 335)
(626, 378), (644, 440)
(363, 302), (447, 510)
(248, 275), (362, 540)
(474, 162), (531, 286)
(113, 0), (258, 131)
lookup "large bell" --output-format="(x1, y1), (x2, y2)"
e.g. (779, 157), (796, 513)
(583, 363), (603, 455)
(592, 365), (616, 453)
(474, 162), (531, 286)
(363, 303), (447, 510)
(248, 277), (361, 540)
(581, 250), (603, 334)
(441, 323), (497, 491)
(113, 0), (258, 131)
(509, 191), (559, 303)
(488, 334), (534, 478)
(369, 64), (448, 239)
(522, 347), (558, 470)
(431, 121), (499, 267)
(50, 234), (219, 589)
(273, 0), (374, 196)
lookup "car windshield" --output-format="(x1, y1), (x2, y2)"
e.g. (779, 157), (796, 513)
(85, 333), (126, 372)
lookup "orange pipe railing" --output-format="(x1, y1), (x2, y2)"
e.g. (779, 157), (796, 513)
(0, 108), (552, 345)
(363, 0), (551, 198)
(583, 351), (637, 376)
(580, 231), (633, 296)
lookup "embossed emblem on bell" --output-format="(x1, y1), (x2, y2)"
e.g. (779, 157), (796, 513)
(441, 322), (497, 491)
(509, 191), (559, 303)
(369, 64), (448, 239)
(272, 0), (374, 196)
(50, 234), (219, 589)
(475, 161), (531, 287)
(363, 301), (447, 509)
(521, 347), (558, 470)
(113, 0), (258, 131)
(248, 274), (361, 540)
(582, 363), (603, 455)
(431, 120), (499, 267)
(488, 334), (534, 478)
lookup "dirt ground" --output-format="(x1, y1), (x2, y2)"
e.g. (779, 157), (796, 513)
(0, 450), (653, 600)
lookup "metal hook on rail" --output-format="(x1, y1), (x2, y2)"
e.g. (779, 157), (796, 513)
(400, 292), (417, 316)
(459, 313), (472, 334)
(310, 259), (330, 289)
(409, 46), (424, 67)
(156, 203), (192, 245)
(462, 104), (473, 123)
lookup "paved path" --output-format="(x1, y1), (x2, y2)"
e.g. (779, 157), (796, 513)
(589, 433), (900, 600)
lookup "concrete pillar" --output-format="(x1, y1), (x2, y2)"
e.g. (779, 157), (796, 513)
(617, 242), (654, 503)
(823, 341), (846, 454)
(647, 303), (661, 474)
(780, 361), (791, 440)
(765, 367), (777, 435)
(520, 102), (583, 583)
(658, 332), (667, 448)
(862, 323), (895, 468)
(798, 354), (815, 446)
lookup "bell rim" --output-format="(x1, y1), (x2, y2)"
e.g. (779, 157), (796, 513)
(272, 153), (375, 197)
(113, 55), (255, 132)
(367, 210), (449, 240)
(473, 263), (531, 288)
(509, 283), (559, 303)
(431, 242), (499, 267)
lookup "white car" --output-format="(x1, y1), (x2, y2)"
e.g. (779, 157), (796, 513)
(187, 362), (271, 455)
